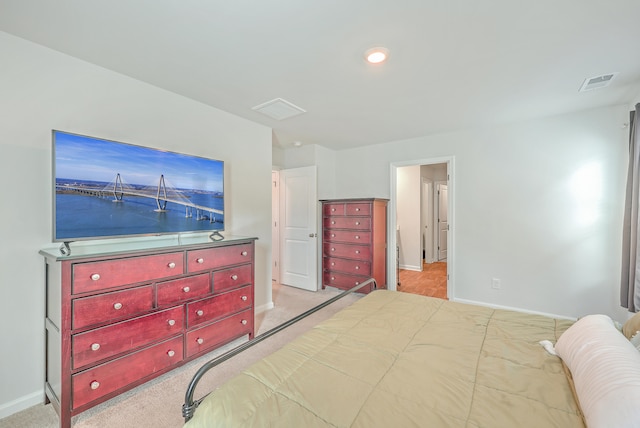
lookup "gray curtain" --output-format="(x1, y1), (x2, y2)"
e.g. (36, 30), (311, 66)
(621, 103), (640, 311)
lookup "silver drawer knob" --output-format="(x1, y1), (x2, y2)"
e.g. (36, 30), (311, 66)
(167, 350), (176, 357)
(355, 281), (360, 285)
(355, 235), (360, 239)
(331, 221), (336, 225)
(355, 250), (360, 254)
(241, 295), (248, 301)
(90, 273), (100, 281)
(168, 319), (176, 326)
(355, 266), (360, 270)
(196, 258), (204, 264)
(90, 381), (100, 390)
(331, 208), (336, 212)
(331, 247), (335, 251)
(168, 262), (176, 269)
(331, 276), (335, 281)
(241, 251), (248, 256)
(356, 208), (360, 211)
(331, 262), (335, 266)
(196, 338), (204, 345)
(231, 274), (238, 281)
(355, 221), (360, 225)
(196, 310), (204, 316)
(91, 343), (100, 351)
(113, 302), (123, 310)
(183, 286), (190, 293)
(241, 319), (248, 325)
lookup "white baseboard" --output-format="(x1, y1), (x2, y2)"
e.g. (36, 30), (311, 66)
(0, 389), (45, 420)
(452, 298), (576, 321)
(255, 301), (274, 314)
(398, 264), (421, 271)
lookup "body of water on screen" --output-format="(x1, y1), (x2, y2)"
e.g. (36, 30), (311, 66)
(55, 192), (224, 240)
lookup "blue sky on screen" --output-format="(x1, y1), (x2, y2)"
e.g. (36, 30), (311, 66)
(54, 131), (223, 192)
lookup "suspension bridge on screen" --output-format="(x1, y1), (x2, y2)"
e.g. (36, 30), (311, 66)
(56, 173), (223, 223)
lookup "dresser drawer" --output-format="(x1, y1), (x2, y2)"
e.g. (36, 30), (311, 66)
(73, 285), (154, 330)
(187, 286), (252, 328)
(345, 203), (371, 216)
(213, 264), (252, 293)
(72, 306), (184, 370)
(72, 336), (183, 409)
(323, 272), (372, 293)
(185, 310), (253, 358)
(323, 216), (371, 230)
(323, 243), (371, 261)
(72, 252), (184, 294)
(323, 203), (345, 216)
(324, 230), (371, 244)
(187, 244), (253, 273)
(324, 257), (371, 276)
(156, 273), (210, 307)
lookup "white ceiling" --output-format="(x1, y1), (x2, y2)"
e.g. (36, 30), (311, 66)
(1, 0), (639, 150)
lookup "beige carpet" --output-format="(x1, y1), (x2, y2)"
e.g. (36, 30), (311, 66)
(0, 283), (361, 428)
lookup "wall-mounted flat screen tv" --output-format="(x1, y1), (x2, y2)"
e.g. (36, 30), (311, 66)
(53, 130), (224, 242)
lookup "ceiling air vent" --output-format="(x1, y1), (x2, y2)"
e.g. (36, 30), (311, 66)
(251, 98), (306, 120)
(579, 73), (618, 92)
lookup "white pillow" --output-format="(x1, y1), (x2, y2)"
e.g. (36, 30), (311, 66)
(555, 314), (640, 428)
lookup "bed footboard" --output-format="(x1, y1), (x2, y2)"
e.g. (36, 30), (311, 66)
(182, 278), (377, 422)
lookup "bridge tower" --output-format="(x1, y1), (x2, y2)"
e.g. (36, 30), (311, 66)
(112, 173), (124, 202)
(155, 174), (168, 212)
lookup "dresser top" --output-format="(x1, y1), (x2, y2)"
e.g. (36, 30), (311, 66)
(40, 234), (257, 261)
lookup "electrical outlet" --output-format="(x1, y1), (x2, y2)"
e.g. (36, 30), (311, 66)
(492, 278), (501, 289)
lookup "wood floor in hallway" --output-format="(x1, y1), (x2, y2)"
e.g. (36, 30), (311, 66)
(398, 261), (447, 299)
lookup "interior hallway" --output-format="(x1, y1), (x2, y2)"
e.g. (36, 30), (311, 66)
(398, 261), (447, 299)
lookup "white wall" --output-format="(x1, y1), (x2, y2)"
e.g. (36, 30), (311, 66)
(0, 32), (273, 417)
(333, 105), (630, 321)
(396, 165), (421, 270)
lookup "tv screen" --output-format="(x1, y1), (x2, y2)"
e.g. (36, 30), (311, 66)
(53, 130), (224, 242)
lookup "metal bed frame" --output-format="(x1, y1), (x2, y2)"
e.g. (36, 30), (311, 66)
(182, 278), (377, 422)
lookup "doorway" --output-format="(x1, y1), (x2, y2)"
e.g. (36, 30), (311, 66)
(390, 158), (453, 299)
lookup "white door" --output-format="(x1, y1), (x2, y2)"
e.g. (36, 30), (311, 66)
(437, 184), (448, 260)
(279, 166), (318, 291)
(271, 171), (280, 283)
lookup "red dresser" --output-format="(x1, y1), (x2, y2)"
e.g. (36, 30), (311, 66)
(40, 236), (256, 428)
(320, 199), (388, 293)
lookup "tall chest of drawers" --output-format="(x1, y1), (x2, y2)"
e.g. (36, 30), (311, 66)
(40, 236), (256, 428)
(321, 198), (388, 293)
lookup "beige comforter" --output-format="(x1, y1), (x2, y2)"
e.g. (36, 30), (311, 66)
(185, 290), (584, 427)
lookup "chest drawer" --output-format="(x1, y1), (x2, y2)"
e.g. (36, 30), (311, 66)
(72, 252), (184, 294)
(323, 216), (371, 230)
(72, 306), (184, 370)
(186, 310), (253, 358)
(72, 336), (183, 410)
(187, 286), (252, 328)
(323, 203), (345, 216)
(213, 264), (252, 293)
(72, 285), (154, 330)
(324, 230), (371, 244)
(324, 257), (371, 276)
(323, 271), (372, 293)
(323, 242), (371, 261)
(156, 273), (210, 307)
(345, 203), (371, 216)
(187, 244), (253, 273)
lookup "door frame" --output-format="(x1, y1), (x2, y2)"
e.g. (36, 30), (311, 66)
(389, 156), (454, 299)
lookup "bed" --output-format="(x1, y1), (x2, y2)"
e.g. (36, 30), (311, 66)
(183, 282), (640, 428)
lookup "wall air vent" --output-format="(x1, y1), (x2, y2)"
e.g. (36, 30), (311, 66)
(251, 98), (307, 120)
(579, 73), (618, 92)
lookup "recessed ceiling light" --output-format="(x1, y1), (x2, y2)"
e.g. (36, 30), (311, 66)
(364, 47), (389, 64)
